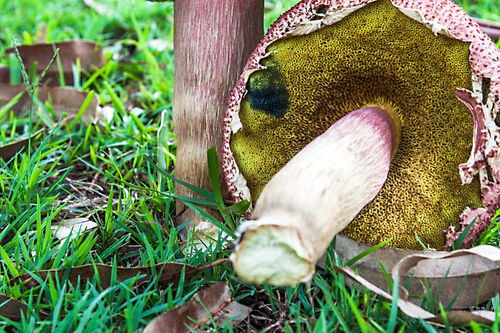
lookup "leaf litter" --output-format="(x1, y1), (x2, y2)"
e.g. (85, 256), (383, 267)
(335, 243), (500, 326)
(5, 40), (103, 86)
(0, 129), (44, 160)
(143, 282), (251, 333)
(0, 39), (102, 159)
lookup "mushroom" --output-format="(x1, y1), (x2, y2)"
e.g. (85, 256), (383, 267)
(231, 106), (398, 285)
(222, 0), (499, 285)
(173, 0), (263, 234)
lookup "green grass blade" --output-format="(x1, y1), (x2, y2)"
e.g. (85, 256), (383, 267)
(453, 217), (478, 250)
(346, 238), (392, 267)
(207, 147), (225, 208)
(0, 91), (24, 120)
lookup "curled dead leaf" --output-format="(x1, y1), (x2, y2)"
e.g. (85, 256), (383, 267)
(6, 40), (104, 86)
(0, 84), (27, 112)
(3, 260), (227, 322)
(10, 259), (228, 289)
(335, 235), (500, 309)
(0, 84), (99, 121)
(335, 266), (496, 326)
(0, 65), (9, 83)
(0, 294), (29, 321)
(143, 282), (251, 333)
(0, 84), (98, 160)
(38, 86), (99, 122)
(393, 245), (500, 309)
(0, 129), (44, 160)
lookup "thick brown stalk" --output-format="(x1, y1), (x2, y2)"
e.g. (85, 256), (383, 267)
(231, 107), (399, 286)
(173, 0), (264, 234)
(473, 18), (500, 40)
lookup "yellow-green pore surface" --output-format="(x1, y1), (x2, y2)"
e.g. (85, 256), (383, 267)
(230, 0), (482, 249)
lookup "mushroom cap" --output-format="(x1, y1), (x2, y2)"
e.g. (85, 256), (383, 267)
(222, 0), (500, 249)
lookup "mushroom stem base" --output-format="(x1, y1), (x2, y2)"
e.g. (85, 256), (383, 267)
(231, 107), (398, 285)
(231, 221), (313, 286)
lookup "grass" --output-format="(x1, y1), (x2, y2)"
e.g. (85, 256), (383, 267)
(0, 0), (499, 331)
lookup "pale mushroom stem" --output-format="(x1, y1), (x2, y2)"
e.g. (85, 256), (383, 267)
(231, 107), (400, 286)
(174, 0), (263, 235)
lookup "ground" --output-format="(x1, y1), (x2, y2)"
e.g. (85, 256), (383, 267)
(0, 0), (498, 331)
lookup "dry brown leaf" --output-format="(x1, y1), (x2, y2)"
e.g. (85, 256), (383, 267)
(0, 84), (98, 121)
(335, 235), (428, 296)
(3, 260), (227, 322)
(0, 84), (27, 112)
(10, 259), (228, 289)
(0, 65), (9, 83)
(38, 86), (99, 122)
(335, 235), (500, 309)
(0, 294), (29, 320)
(392, 245), (500, 309)
(0, 84), (97, 160)
(0, 129), (44, 160)
(335, 266), (496, 326)
(6, 40), (104, 86)
(143, 282), (251, 333)
(0, 110), (79, 161)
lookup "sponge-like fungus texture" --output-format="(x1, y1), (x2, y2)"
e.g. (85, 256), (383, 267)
(222, 0), (500, 250)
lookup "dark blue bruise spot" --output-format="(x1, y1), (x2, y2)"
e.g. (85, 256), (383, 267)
(246, 66), (289, 118)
